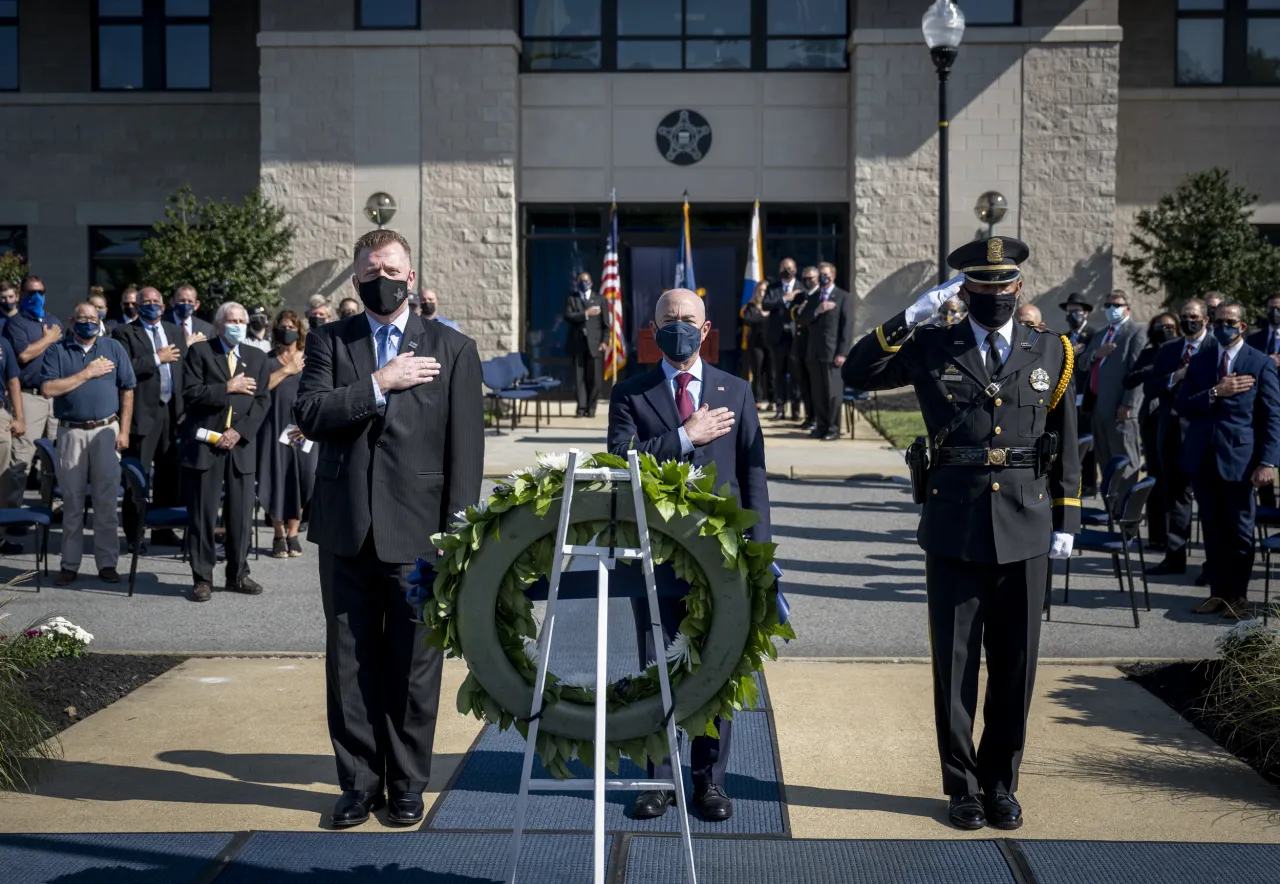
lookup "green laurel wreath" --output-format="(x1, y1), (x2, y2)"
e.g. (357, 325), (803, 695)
(419, 451), (794, 778)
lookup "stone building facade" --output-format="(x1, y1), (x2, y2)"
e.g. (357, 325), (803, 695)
(0, 1), (1276, 380)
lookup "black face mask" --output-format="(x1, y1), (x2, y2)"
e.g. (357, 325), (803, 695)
(1065, 311), (1086, 330)
(1180, 318), (1204, 337)
(249, 315), (269, 332)
(1149, 326), (1175, 346)
(121, 303), (138, 319)
(780, 269), (794, 281)
(965, 289), (1018, 329)
(358, 276), (408, 316)
(273, 327), (299, 346)
(423, 301), (437, 317)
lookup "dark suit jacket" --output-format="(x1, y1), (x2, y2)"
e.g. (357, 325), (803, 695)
(179, 339), (271, 475)
(1246, 327), (1280, 357)
(1177, 342), (1280, 482)
(564, 292), (608, 355)
(795, 286), (854, 363)
(294, 310), (485, 563)
(607, 362), (770, 542)
(762, 281), (802, 350)
(164, 310), (215, 340)
(113, 319), (188, 437)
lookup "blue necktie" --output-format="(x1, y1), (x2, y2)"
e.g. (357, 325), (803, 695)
(377, 324), (393, 370)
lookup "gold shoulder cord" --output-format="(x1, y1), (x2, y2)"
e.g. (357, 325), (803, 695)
(1049, 334), (1073, 410)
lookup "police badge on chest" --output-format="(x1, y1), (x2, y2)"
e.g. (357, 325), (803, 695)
(1029, 368), (1051, 392)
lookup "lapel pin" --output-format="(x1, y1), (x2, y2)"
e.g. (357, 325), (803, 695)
(954, 340), (964, 345)
(717, 386), (725, 391)
(1020, 341), (1033, 349)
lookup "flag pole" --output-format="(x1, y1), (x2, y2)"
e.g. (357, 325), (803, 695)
(608, 189), (618, 384)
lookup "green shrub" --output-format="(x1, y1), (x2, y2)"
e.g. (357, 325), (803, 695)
(1207, 616), (1280, 776)
(0, 592), (61, 791)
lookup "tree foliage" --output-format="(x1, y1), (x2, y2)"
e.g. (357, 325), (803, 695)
(0, 252), (27, 287)
(138, 186), (295, 312)
(1120, 168), (1280, 313)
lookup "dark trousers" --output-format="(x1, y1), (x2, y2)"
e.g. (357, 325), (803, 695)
(1193, 458), (1256, 600)
(745, 345), (770, 403)
(1140, 413), (1166, 547)
(320, 531), (443, 793)
(768, 345), (792, 409)
(124, 404), (179, 542)
(926, 552), (1046, 797)
(631, 595), (732, 789)
(1161, 421), (1195, 560)
(572, 350), (602, 417)
(806, 358), (842, 435)
(791, 348), (812, 420)
(1079, 408), (1097, 491)
(183, 456), (252, 585)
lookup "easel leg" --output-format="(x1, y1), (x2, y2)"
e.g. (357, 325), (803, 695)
(593, 558), (609, 884)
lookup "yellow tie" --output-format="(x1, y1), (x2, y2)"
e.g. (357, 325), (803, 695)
(225, 349), (237, 429)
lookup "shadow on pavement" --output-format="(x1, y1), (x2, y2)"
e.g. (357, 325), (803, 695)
(783, 784), (948, 825)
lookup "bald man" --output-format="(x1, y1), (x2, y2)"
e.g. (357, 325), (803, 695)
(607, 288), (770, 824)
(113, 286), (189, 546)
(1015, 304), (1043, 329)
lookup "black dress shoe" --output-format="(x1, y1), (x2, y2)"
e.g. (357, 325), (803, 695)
(0, 539), (23, 555)
(822, 430), (840, 441)
(1147, 558), (1187, 576)
(54, 569), (77, 587)
(229, 575), (263, 595)
(191, 582), (212, 603)
(694, 784), (733, 821)
(947, 794), (986, 830)
(387, 790), (425, 825)
(1146, 540), (1167, 553)
(983, 791), (1023, 830)
(632, 790), (675, 819)
(151, 528), (181, 546)
(98, 567), (120, 584)
(771, 410), (786, 421)
(331, 789), (386, 828)
(801, 422), (816, 433)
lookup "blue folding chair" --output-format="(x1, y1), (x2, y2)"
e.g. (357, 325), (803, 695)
(842, 388), (874, 439)
(1051, 476), (1155, 628)
(1081, 454), (1131, 531)
(121, 458), (190, 598)
(0, 507), (51, 590)
(481, 359), (538, 436)
(1259, 534), (1280, 625)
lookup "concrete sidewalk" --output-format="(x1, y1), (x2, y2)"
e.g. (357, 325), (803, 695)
(485, 410), (907, 480)
(3, 657), (1276, 841)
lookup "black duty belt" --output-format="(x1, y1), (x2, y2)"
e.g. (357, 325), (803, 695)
(61, 415), (118, 431)
(21, 387), (39, 395)
(934, 446), (1037, 468)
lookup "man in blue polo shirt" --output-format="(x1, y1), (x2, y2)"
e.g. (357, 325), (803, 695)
(1, 275), (63, 531)
(40, 302), (136, 586)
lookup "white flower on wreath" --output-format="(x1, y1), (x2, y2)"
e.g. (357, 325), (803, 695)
(665, 631), (694, 673)
(451, 509), (469, 530)
(535, 452), (570, 475)
(686, 465), (705, 484)
(559, 671), (596, 691)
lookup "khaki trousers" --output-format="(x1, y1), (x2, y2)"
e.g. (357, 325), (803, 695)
(55, 421), (121, 572)
(0, 391), (58, 509)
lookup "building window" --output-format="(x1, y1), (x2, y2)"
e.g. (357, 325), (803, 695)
(0, 225), (27, 258)
(95, 0), (210, 91)
(89, 227), (151, 300)
(522, 0), (850, 72)
(761, 205), (848, 284)
(1178, 0), (1280, 86)
(357, 0), (420, 29)
(958, 1), (1019, 25)
(0, 2), (17, 91)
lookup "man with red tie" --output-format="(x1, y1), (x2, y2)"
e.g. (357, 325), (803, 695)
(1080, 290), (1146, 481)
(606, 287), (770, 824)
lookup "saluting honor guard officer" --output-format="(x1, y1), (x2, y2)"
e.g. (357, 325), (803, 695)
(842, 237), (1080, 831)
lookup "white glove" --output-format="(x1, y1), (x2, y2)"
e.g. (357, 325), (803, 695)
(1049, 532), (1074, 560)
(904, 273), (966, 326)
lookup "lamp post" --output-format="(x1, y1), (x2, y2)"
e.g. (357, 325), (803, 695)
(922, 0), (965, 285)
(974, 190), (1008, 239)
(364, 192), (397, 229)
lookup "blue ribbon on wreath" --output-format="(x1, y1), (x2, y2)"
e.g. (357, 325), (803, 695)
(772, 563), (790, 634)
(406, 557), (437, 612)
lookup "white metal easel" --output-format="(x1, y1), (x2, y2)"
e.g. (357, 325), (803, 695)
(504, 449), (697, 884)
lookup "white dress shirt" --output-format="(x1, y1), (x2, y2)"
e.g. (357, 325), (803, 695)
(970, 316), (1014, 367)
(141, 317), (173, 403)
(369, 308), (411, 406)
(661, 357), (704, 456)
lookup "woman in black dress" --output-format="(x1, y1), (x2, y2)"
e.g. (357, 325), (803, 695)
(256, 309), (316, 558)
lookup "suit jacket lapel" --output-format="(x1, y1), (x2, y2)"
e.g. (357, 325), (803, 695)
(398, 311), (424, 357)
(346, 316), (377, 381)
(942, 323), (988, 387)
(641, 366), (682, 434)
(996, 322), (1041, 383)
(209, 339), (231, 381)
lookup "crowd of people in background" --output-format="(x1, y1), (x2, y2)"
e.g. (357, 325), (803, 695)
(0, 274), (460, 600)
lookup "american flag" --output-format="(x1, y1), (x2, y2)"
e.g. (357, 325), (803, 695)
(602, 200), (626, 381)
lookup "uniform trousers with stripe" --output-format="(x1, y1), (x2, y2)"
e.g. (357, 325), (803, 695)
(926, 552), (1046, 797)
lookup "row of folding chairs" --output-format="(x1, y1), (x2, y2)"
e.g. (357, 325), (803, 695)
(480, 352), (562, 435)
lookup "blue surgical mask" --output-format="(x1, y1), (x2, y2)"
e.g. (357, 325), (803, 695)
(139, 303), (163, 322)
(172, 302), (194, 321)
(1104, 305), (1126, 325)
(654, 321), (702, 362)
(1212, 324), (1242, 348)
(21, 292), (44, 319)
(578, 280), (591, 294)
(819, 274), (832, 288)
(222, 323), (246, 346)
(74, 321), (99, 339)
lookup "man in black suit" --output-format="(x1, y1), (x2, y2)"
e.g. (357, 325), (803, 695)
(564, 271), (608, 417)
(607, 286), (769, 824)
(180, 301), (270, 602)
(1059, 293), (1097, 492)
(762, 258), (801, 420)
(795, 262), (854, 440)
(165, 284), (215, 345)
(791, 267), (818, 428)
(1246, 295), (1280, 508)
(113, 286), (188, 546)
(295, 228), (484, 829)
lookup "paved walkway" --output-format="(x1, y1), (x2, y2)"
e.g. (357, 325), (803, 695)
(3, 658), (1276, 841)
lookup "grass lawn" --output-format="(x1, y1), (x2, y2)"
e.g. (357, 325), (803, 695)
(867, 409), (927, 448)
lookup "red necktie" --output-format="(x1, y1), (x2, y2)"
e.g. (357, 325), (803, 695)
(1219, 351), (1230, 381)
(1089, 325), (1117, 395)
(674, 372), (695, 422)
(1182, 343), (1194, 364)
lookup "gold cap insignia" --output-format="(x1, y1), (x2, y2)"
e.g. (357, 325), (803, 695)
(987, 238), (1004, 264)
